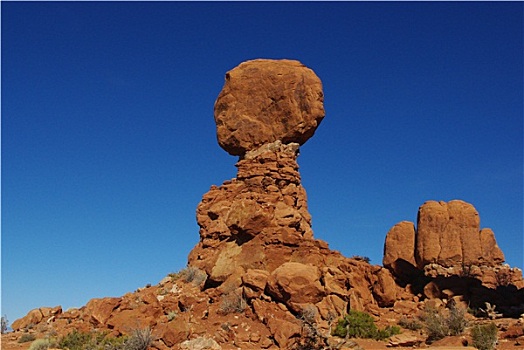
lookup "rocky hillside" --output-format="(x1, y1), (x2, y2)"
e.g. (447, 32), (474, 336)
(7, 59), (524, 350)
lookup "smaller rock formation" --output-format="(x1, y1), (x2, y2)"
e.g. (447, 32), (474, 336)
(416, 200), (504, 268)
(384, 200), (506, 272)
(384, 199), (524, 316)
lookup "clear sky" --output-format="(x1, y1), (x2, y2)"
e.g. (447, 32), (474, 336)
(2, 2), (522, 323)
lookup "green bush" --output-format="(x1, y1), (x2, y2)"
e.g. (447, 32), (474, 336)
(18, 333), (36, 343)
(471, 322), (498, 350)
(29, 339), (54, 350)
(58, 329), (127, 350)
(332, 310), (400, 340)
(59, 329), (92, 350)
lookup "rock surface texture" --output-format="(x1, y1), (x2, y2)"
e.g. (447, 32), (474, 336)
(214, 59), (325, 156)
(9, 60), (524, 350)
(384, 200), (523, 316)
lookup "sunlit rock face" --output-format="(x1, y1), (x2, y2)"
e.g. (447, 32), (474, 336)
(214, 59), (325, 156)
(188, 58), (395, 321)
(384, 200), (505, 273)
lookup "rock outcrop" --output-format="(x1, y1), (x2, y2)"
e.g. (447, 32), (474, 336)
(384, 200), (507, 272)
(384, 200), (524, 316)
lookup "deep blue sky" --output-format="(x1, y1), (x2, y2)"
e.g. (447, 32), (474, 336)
(2, 2), (522, 323)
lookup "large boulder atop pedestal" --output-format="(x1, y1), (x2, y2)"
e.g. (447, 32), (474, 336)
(214, 59), (325, 156)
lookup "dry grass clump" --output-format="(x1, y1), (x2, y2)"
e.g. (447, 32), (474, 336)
(421, 304), (467, 342)
(171, 266), (207, 285)
(219, 291), (247, 315)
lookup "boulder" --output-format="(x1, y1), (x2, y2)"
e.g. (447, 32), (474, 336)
(214, 59), (325, 156)
(39, 306), (62, 318)
(11, 308), (44, 330)
(84, 298), (120, 326)
(372, 268), (398, 307)
(383, 221), (417, 275)
(266, 262), (324, 311)
(388, 333), (423, 347)
(416, 200), (483, 268)
(155, 314), (191, 347)
(180, 336), (221, 350)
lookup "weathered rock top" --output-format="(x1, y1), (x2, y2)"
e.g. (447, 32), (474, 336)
(214, 59), (325, 156)
(384, 199), (507, 278)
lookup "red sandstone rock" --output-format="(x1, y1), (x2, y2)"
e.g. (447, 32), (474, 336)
(383, 221), (416, 274)
(11, 61), (524, 350)
(214, 59), (325, 156)
(84, 298), (120, 326)
(416, 200), (484, 268)
(39, 306), (62, 319)
(11, 308), (44, 331)
(372, 268), (398, 307)
(480, 228), (505, 265)
(385, 200), (507, 278)
(266, 262), (324, 311)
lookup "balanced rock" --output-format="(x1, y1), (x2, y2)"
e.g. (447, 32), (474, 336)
(214, 59), (325, 156)
(188, 59), (393, 320)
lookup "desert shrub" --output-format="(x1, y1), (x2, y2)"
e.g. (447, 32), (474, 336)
(421, 304), (467, 342)
(351, 256), (371, 263)
(174, 266), (207, 285)
(166, 310), (178, 321)
(399, 316), (423, 331)
(29, 339), (54, 350)
(376, 326), (401, 340)
(19, 333), (36, 343)
(332, 310), (400, 340)
(124, 328), (152, 350)
(59, 329), (93, 350)
(471, 322), (498, 350)
(102, 337), (127, 350)
(299, 305), (318, 325)
(447, 304), (468, 335)
(294, 305), (326, 350)
(219, 291), (247, 315)
(58, 329), (127, 350)
(1, 315), (8, 334)
(421, 306), (449, 342)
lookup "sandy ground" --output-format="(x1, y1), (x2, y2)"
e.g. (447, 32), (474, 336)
(2, 331), (523, 350)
